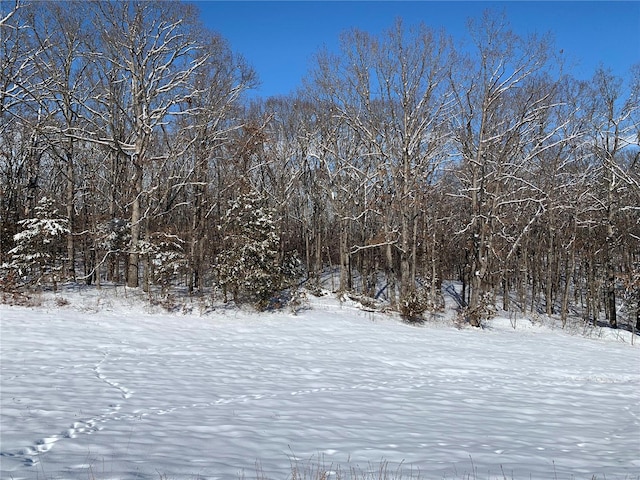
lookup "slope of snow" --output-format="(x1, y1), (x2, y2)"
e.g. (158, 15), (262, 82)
(1, 287), (639, 480)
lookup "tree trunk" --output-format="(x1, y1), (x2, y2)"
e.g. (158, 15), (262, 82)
(127, 162), (143, 288)
(545, 226), (555, 315)
(314, 227), (322, 286)
(469, 269), (482, 326)
(386, 240), (396, 306)
(604, 186), (617, 328)
(561, 245), (575, 326)
(399, 150), (414, 300)
(468, 220), (488, 327)
(502, 275), (510, 311)
(430, 228), (439, 307)
(410, 214), (418, 290)
(400, 212), (412, 299)
(460, 262), (467, 308)
(339, 218), (351, 292)
(65, 153), (75, 281)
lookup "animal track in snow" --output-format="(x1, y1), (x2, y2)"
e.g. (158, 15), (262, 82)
(2, 349), (132, 467)
(94, 350), (133, 399)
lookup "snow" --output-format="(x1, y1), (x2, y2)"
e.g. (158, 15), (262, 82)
(1, 288), (639, 480)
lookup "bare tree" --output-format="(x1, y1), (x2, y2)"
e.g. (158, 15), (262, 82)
(308, 19), (452, 310)
(450, 12), (566, 325)
(179, 32), (256, 292)
(307, 44), (373, 294)
(369, 19), (452, 306)
(79, 1), (207, 288)
(583, 67), (640, 327)
(21, 2), (96, 280)
(0, 0), (46, 262)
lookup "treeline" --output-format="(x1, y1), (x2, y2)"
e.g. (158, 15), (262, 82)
(1, 1), (638, 328)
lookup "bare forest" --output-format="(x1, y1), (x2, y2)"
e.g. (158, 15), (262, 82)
(1, 1), (639, 330)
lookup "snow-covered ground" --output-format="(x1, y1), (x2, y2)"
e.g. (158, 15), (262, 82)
(1, 287), (639, 480)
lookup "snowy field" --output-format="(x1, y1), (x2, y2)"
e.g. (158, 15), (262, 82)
(1, 287), (639, 480)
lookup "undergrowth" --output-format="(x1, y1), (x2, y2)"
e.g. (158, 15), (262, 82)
(20, 454), (639, 480)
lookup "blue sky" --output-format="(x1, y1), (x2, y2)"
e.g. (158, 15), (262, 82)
(195, 1), (640, 99)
